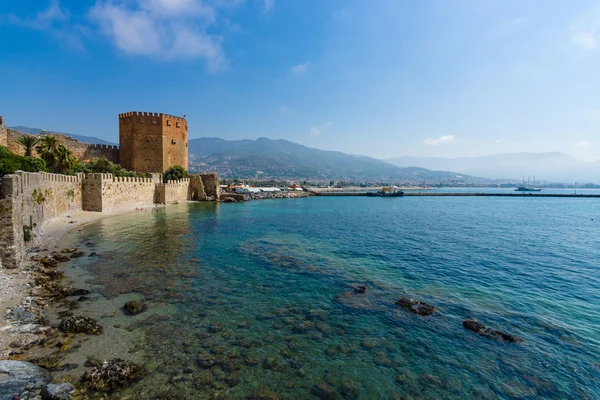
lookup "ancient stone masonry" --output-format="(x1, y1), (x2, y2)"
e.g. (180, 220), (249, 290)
(0, 172), (83, 268)
(82, 173), (161, 212)
(199, 173), (220, 201)
(155, 178), (191, 204)
(119, 112), (188, 173)
(0, 171), (219, 269)
(0, 116), (7, 147)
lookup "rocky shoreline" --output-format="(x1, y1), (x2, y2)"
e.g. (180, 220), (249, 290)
(0, 206), (159, 400)
(0, 247), (146, 400)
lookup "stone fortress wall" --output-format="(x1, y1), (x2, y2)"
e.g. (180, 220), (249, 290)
(119, 112), (188, 174)
(82, 173), (161, 212)
(5, 127), (119, 164)
(0, 172), (83, 268)
(0, 171), (220, 268)
(155, 178), (191, 204)
(0, 116), (7, 147)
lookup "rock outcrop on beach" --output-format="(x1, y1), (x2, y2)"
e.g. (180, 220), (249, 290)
(462, 319), (522, 342)
(40, 382), (74, 400)
(58, 315), (103, 335)
(395, 297), (436, 316)
(123, 301), (147, 315)
(82, 358), (144, 391)
(0, 360), (51, 400)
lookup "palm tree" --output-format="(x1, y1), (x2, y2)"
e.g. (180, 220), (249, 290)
(36, 135), (60, 168)
(54, 145), (77, 173)
(16, 135), (40, 157)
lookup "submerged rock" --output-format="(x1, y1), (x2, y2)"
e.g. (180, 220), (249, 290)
(352, 285), (368, 294)
(81, 358), (144, 391)
(462, 319), (522, 342)
(52, 254), (70, 263)
(41, 257), (59, 268)
(30, 353), (64, 370)
(61, 287), (90, 297)
(59, 315), (103, 335)
(41, 382), (74, 400)
(70, 251), (85, 259)
(0, 360), (51, 398)
(89, 252), (98, 257)
(249, 388), (282, 400)
(123, 301), (147, 316)
(311, 381), (341, 399)
(340, 380), (361, 399)
(396, 297), (436, 316)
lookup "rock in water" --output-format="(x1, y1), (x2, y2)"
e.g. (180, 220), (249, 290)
(52, 254), (70, 262)
(0, 360), (51, 399)
(123, 301), (147, 315)
(352, 285), (368, 294)
(462, 318), (522, 342)
(82, 359), (144, 391)
(41, 382), (74, 400)
(59, 315), (103, 335)
(396, 297), (436, 316)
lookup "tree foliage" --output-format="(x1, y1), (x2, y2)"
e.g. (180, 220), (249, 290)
(163, 165), (187, 182)
(74, 157), (144, 178)
(16, 135), (40, 157)
(0, 146), (48, 176)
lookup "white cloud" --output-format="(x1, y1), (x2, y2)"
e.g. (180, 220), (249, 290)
(7, 0), (68, 29)
(263, 0), (275, 13)
(310, 121), (332, 136)
(424, 135), (455, 146)
(577, 140), (591, 147)
(89, 0), (226, 71)
(291, 62), (308, 75)
(495, 139), (503, 144)
(6, 0), (88, 50)
(573, 31), (597, 50)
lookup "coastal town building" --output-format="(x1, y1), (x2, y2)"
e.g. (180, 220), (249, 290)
(119, 112), (188, 173)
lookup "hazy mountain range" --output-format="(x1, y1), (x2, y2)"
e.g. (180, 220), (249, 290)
(188, 137), (469, 180)
(8, 125), (599, 182)
(387, 153), (599, 183)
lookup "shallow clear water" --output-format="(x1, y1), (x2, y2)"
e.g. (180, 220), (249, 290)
(54, 197), (600, 399)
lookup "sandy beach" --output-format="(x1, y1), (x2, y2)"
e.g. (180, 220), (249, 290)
(0, 204), (161, 359)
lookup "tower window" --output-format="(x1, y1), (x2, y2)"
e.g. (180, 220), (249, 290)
(140, 118), (145, 123)
(167, 120), (172, 126)
(176, 122), (181, 128)
(172, 139), (177, 144)
(146, 138), (151, 142)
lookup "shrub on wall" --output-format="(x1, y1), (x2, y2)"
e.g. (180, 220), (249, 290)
(163, 166), (187, 182)
(73, 157), (144, 178)
(0, 146), (48, 176)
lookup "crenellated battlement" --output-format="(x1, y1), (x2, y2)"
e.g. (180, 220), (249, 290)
(86, 143), (119, 151)
(119, 111), (187, 122)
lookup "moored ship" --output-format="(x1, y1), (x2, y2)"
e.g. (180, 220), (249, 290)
(366, 186), (404, 197)
(514, 176), (541, 192)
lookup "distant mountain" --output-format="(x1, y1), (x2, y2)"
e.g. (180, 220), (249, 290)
(9, 126), (116, 146)
(189, 137), (471, 181)
(387, 153), (599, 183)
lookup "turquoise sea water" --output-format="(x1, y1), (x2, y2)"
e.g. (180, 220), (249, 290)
(54, 197), (600, 399)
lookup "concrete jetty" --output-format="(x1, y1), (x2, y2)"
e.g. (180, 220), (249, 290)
(311, 191), (600, 198)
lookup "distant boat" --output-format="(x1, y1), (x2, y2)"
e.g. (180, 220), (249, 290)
(514, 176), (541, 192)
(366, 186), (404, 197)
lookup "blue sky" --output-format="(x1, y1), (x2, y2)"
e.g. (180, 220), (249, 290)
(1, 0), (600, 161)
